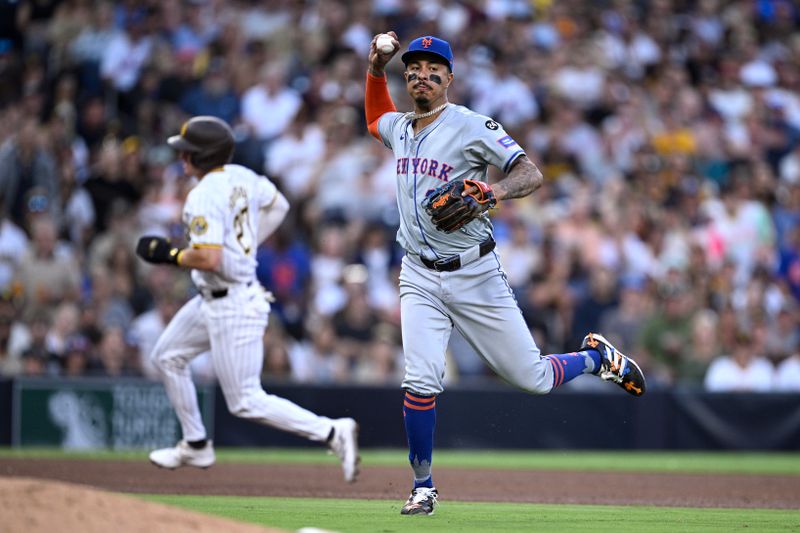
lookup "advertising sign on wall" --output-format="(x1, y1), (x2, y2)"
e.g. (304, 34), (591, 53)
(12, 378), (214, 450)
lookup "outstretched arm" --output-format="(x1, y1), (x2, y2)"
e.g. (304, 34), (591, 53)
(490, 155), (543, 201)
(365, 31), (400, 139)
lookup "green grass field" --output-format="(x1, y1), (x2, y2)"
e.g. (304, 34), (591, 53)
(140, 495), (800, 533)
(4, 448), (800, 532)
(3, 447), (800, 475)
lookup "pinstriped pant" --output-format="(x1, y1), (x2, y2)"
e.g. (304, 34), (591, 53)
(150, 284), (333, 442)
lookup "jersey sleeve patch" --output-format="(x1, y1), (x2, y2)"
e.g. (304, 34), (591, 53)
(497, 135), (517, 149)
(189, 215), (208, 235)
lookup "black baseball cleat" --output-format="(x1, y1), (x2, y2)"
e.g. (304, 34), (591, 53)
(400, 487), (439, 515)
(581, 333), (646, 397)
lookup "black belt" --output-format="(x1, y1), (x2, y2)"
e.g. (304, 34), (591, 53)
(205, 281), (252, 299)
(420, 239), (496, 272)
(209, 288), (229, 299)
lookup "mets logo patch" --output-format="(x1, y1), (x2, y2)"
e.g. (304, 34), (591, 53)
(189, 215), (208, 235)
(432, 195), (448, 209)
(497, 135), (517, 148)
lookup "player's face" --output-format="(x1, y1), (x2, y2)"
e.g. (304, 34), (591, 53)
(404, 58), (452, 106)
(179, 152), (197, 178)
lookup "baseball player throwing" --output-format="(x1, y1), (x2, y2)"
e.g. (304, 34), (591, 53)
(135, 116), (359, 482)
(364, 34), (646, 514)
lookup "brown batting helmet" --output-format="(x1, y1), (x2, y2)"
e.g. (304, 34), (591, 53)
(168, 116), (235, 171)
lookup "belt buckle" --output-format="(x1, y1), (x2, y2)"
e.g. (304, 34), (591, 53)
(432, 259), (447, 272)
(434, 256), (460, 271)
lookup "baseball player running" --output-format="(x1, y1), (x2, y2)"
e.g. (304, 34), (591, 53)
(135, 116), (359, 482)
(364, 34), (646, 514)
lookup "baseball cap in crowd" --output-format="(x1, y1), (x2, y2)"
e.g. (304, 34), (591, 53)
(402, 36), (454, 72)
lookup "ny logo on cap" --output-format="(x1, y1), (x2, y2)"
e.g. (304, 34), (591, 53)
(421, 37), (433, 48)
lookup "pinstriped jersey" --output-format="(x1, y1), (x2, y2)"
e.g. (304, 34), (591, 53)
(182, 164), (278, 290)
(377, 104), (525, 260)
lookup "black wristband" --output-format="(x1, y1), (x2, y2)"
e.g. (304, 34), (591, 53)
(168, 247), (184, 266)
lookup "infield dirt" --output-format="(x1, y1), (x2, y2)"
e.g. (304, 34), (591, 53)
(0, 476), (286, 533)
(1, 457), (798, 509)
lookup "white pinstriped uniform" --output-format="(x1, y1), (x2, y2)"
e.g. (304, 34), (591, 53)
(151, 164), (334, 443)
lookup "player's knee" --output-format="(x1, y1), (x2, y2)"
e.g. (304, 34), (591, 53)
(149, 352), (167, 372)
(521, 381), (552, 395)
(149, 350), (184, 375)
(230, 405), (251, 418)
(514, 377), (551, 395)
(504, 369), (551, 395)
(228, 398), (255, 419)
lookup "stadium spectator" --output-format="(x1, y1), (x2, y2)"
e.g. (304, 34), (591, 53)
(128, 284), (183, 381)
(774, 352), (800, 392)
(0, 295), (30, 377)
(62, 334), (92, 377)
(45, 302), (81, 359)
(0, 118), (59, 230)
(0, 198), (29, 293)
(353, 322), (402, 385)
(255, 226), (313, 339)
(262, 328), (292, 383)
(597, 277), (653, 357)
(765, 306), (800, 362)
(287, 320), (348, 384)
(68, 0), (119, 97)
(264, 107), (327, 200)
(20, 311), (58, 377)
(704, 330), (775, 392)
(682, 308), (721, 386)
(0, 0), (796, 388)
(178, 59), (239, 124)
(639, 280), (697, 386)
(240, 60), (302, 165)
(89, 325), (137, 377)
(15, 216), (81, 321)
(100, 11), (153, 94)
(495, 216), (541, 295)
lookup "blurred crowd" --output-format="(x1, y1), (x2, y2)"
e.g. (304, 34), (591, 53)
(0, 0), (799, 392)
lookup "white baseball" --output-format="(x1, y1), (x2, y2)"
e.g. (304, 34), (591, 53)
(376, 34), (395, 55)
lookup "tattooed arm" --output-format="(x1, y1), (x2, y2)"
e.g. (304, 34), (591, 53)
(490, 155), (543, 201)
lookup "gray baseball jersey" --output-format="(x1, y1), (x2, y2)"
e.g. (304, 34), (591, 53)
(377, 104), (525, 260)
(375, 105), (553, 395)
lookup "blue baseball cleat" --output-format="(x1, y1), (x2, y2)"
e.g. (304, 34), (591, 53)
(581, 333), (646, 397)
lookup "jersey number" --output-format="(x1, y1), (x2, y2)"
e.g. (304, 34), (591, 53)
(233, 206), (253, 255)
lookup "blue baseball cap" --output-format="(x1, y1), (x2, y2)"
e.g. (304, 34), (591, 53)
(401, 36), (454, 72)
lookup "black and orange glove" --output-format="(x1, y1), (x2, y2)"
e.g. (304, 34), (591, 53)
(135, 236), (183, 265)
(423, 179), (497, 233)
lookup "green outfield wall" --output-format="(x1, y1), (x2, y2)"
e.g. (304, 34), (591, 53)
(1, 377), (798, 450)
